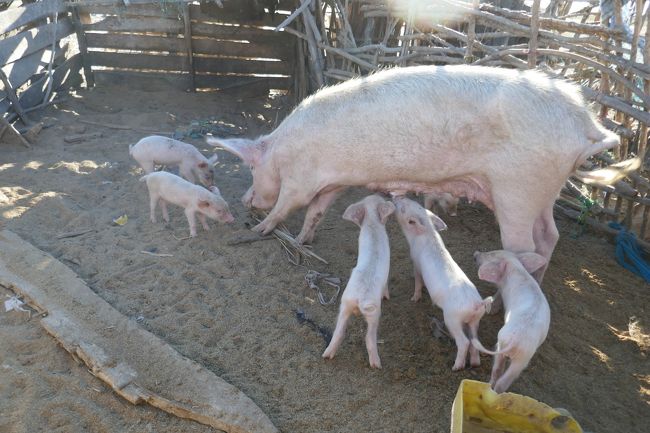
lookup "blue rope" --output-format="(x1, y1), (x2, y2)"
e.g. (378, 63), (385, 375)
(608, 222), (650, 282)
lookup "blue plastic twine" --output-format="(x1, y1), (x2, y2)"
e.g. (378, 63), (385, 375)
(608, 222), (650, 282)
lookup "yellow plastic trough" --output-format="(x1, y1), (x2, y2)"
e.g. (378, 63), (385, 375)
(450, 380), (583, 433)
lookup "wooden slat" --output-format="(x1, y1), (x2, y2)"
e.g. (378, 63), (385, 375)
(192, 21), (293, 42)
(193, 57), (291, 75)
(194, 74), (290, 91)
(78, 3), (290, 26)
(83, 16), (183, 33)
(0, 0), (65, 35)
(89, 51), (186, 71)
(192, 38), (293, 59)
(0, 53), (82, 115)
(0, 19), (74, 66)
(85, 33), (292, 59)
(86, 32), (186, 53)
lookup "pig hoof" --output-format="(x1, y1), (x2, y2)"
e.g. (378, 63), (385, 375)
(452, 364), (465, 372)
(369, 360), (382, 369)
(470, 359), (481, 368)
(322, 349), (335, 359)
(411, 294), (421, 302)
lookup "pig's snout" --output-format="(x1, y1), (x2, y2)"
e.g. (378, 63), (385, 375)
(223, 212), (235, 224)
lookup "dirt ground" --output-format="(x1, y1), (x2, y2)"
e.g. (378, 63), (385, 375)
(0, 78), (649, 433)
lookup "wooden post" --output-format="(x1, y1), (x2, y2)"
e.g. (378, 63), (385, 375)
(640, 5), (650, 160)
(182, 2), (195, 92)
(70, 6), (94, 88)
(528, 0), (541, 69)
(0, 70), (30, 125)
(465, 0), (479, 63)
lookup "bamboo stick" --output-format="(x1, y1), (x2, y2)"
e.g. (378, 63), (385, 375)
(528, 0), (541, 69)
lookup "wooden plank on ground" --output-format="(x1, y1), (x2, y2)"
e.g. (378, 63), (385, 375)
(83, 16), (183, 34)
(0, 19), (74, 66)
(0, 229), (279, 433)
(194, 74), (290, 91)
(89, 51), (186, 71)
(193, 57), (291, 75)
(192, 37), (293, 59)
(0, 0), (65, 35)
(86, 32), (186, 53)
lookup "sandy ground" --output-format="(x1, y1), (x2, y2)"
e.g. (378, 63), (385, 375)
(0, 79), (649, 433)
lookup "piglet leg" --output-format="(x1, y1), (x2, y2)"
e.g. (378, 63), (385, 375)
(446, 314), (470, 371)
(490, 353), (507, 387)
(411, 269), (424, 302)
(493, 358), (528, 394)
(361, 302), (382, 369)
(160, 200), (170, 223)
(184, 209), (198, 237)
(149, 192), (160, 223)
(323, 304), (353, 360)
(198, 213), (210, 231)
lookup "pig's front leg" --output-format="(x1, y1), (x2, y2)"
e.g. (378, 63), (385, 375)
(149, 193), (160, 223)
(198, 213), (210, 231)
(184, 208), (198, 237)
(296, 187), (346, 244)
(411, 269), (424, 302)
(179, 165), (197, 184)
(241, 186), (254, 209)
(382, 283), (390, 300)
(253, 186), (311, 235)
(160, 200), (170, 223)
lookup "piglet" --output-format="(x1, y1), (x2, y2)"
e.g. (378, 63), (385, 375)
(130, 135), (218, 187)
(322, 195), (395, 369)
(471, 250), (550, 393)
(394, 196), (491, 371)
(423, 192), (459, 217)
(140, 171), (234, 237)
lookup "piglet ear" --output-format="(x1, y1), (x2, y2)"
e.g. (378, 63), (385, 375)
(209, 185), (221, 195)
(377, 201), (395, 225)
(206, 137), (261, 165)
(198, 200), (210, 209)
(207, 154), (219, 165)
(342, 202), (366, 227)
(516, 252), (547, 274)
(478, 260), (505, 284)
(426, 209), (447, 231)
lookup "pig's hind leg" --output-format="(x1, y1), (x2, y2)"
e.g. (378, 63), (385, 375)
(446, 313), (470, 371)
(160, 200), (170, 223)
(361, 303), (382, 369)
(493, 357), (528, 393)
(411, 269), (424, 302)
(323, 303), (353, 360)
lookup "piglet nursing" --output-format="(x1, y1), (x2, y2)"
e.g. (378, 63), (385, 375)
(140, 171), (234, 237)
(423, 192), (459, 217)
(322, 195), (395, 368)
(472, 250), (550, 393)
(130, 135), (218, 187)
(394, 197), (491, 371)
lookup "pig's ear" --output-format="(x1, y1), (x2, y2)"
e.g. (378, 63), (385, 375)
(207, 154), (219, 165)
(209, 185), (221, 195)
(198, 200), (210, 209)
(343, 202), (365, 226)
(516, 252), (547, 274)
(206, 137), (261, 165)
(478, 259), (505, 284)
(377, 201), (395, 225)
(426, 209), (447, 231)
